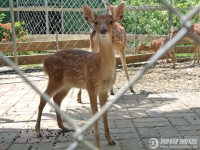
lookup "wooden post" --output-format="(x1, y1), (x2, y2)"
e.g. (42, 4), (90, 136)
(56, 31), (59, 51)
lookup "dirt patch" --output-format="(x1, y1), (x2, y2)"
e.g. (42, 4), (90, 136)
(114, 60), (200, 94)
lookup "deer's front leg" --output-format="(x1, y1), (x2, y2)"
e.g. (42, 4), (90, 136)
(99, 92), (116, 146)
(88, 90), (100, 148)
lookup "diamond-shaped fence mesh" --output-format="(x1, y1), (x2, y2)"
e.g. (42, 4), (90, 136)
(0, 0), (200, 149)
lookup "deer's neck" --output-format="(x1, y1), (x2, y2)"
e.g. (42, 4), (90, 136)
(98, 35), (116, 68)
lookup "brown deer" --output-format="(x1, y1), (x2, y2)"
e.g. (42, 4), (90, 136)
(137, 37), (176, 68)
(77, 1), (134, 103)
(170, 24), (200, 65)
(35, 3), (126, 149)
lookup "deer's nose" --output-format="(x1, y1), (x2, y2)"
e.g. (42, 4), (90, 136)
(100, 28), (107, 34)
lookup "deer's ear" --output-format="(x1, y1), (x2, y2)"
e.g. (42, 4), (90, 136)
(171, 26), (175, 31)
(83, 5), (95, 23)
(104, 1), (115, 15)
(113, 2), (125, 22)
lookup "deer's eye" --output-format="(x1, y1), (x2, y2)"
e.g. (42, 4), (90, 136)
(94, 21), (98, 26)
(110, 20), (113, 25)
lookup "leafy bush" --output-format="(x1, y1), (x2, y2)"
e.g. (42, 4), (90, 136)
(0, 13), (6, 23)
(0, 13), (28, 43)
(113, 0), (199, 35)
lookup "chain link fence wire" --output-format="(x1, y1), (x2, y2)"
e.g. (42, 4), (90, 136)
(0, 0), (200, 149)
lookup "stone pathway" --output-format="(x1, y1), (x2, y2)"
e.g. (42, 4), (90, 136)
(0, 72), (200, 150)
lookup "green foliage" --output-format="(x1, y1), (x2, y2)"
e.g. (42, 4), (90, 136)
(113, 0), (199, 35)
(175, 53), (194, 58)
(0, 13), (6, 23)
(0, 13), (28, 43)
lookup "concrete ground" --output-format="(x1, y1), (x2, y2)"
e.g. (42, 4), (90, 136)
(1, 71), (200, 150)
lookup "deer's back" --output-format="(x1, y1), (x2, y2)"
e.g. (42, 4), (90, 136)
(151, 38), (167, 51)
(192, 23), (200, 36)
(43, 49), (116, 91)
(112, 22), (126, 52)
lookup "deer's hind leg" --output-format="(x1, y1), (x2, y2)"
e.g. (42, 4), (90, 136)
(119, 51), (134, 93)
(53, 87), (71, 132)
(35, 81), (64, 137)
(77, 89), (82, 103)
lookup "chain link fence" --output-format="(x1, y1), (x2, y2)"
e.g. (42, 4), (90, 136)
(0, 0), (200, 149)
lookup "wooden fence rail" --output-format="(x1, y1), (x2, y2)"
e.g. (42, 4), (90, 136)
(0, 34), (195, 67)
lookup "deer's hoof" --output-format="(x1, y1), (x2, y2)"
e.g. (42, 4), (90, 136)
(130, 88), (135, 93)
(37, 133), (42, 138)
(110, 92), (114, 95)
(109, 140), (116, 146)
(62, 128), (75, 132)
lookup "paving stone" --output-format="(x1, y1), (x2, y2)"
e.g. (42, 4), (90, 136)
(0, 122), (25, 132)
(120, 139), (145, 150)
(151, 98), (177, 105)
(168, 117), (190, 126)
(108, 109), (130, 116)
(159, 93), (176, 98)
(54, 141), (121, 150)
(137, 127), (160, 138)
(130, 112), (148, 118)
(0, 132), (18, 144)
(107, 114), (132, 120)
(3, 74), (200, 150)
(146, 108), (164, 117)
(128, 108), (148, 118)
(123, 99), (140, 108)
(164, 112), (198, 117)
(184, 116), (200, 125)
(192, 108), (200, 115)
(31, 143), (54, 150)
(0, 143), (10, 150)
(52, 142), (74, 150)
(133, 117), (168, 123)
(157, 104), (175, 113)
(100, 140), (121, 150)
(109, 128), (136, 134)
(111, 132), (140, 140)
(123, 94), (147, 99)
(116, 120), (134, 128)
(183, 136), (200, 148)
(8, 144), (31, 150)
(156, 126), (181, 138)
(180, 130), (200, 137)
(0, 115), (15, 123)
(135, 121), (171, 128)
(175, 125), (200, 131)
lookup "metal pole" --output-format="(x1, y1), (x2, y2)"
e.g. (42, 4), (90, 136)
(168, 0), (173, 37)
(9, 0), (18, 66)
(45, 0), (49, 34)
(16, 0), (19, 21)
(61, 0), (64, 34)
(134, 11), (137, 53)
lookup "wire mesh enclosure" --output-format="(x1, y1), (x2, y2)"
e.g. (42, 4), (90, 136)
(0, 0), (200, 149)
